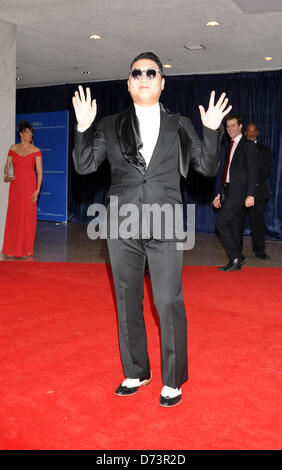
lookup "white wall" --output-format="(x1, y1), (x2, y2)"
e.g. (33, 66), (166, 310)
(0, 20), (16, 249)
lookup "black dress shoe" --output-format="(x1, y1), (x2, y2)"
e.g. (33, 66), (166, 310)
(225, 263), (242, 272)
(115, 374), (152, 396)
(159, 386), (182, 407)
(218, 261), (233, 271)
(160, 394), (182, 407)
(224, 255), (246, 272)
(160, 386), (182, 407)
(256, 253), (271, 261)
(218, 255), (245, 271)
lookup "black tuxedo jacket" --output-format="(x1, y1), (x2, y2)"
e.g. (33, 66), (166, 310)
(255, 142), (272, 201)
(73, 103), (223, 239)
(221, 135), (258, 204)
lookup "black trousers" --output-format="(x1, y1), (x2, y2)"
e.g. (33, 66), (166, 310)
(216, 184), (246, 260)
(249, 200), (267, 256)
(239, 199), (267, 255)
(107, 238), (188, 388)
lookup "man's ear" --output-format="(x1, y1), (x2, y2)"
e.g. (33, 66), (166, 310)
(161, 77), (165, 91)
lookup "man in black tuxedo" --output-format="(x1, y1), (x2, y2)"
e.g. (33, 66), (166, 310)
(244, 123), (272, 260)
(213, 115), (258, 271)
(72, 52), (231, 407)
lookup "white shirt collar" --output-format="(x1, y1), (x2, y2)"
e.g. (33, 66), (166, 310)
(134, 102), (160, 115)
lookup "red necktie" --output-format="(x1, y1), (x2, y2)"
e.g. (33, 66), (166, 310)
(222, 140), (234, 183)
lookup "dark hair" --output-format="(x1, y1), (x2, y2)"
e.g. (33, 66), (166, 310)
(225, 114), (243, 126)
(130, 52), (163, 76)
(17, 120), (33, 135)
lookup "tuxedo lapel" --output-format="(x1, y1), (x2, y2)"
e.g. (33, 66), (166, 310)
(115, 104), (146, 174)
(115, 103), (190, 177)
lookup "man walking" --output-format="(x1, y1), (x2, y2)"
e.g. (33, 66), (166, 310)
(213, 115), (258, 271)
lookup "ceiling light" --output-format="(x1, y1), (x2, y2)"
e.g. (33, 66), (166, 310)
(264, 56), (274, 61)
(81, 70), (91, 74)
(206, 21), (220, 27)
(16, 77), (23, 81)
(163, 64), (172, 68)
(89, 34), (101, 40)
(184, 44), (206, 51)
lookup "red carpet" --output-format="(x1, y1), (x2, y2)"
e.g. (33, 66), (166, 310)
(0, 261), (281, 450)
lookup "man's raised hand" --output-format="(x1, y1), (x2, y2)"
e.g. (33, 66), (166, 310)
(199, 91), (232, 130)
(72, 86), (97, 131)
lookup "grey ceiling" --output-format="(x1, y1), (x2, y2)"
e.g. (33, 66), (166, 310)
(0, 0), (281, 88)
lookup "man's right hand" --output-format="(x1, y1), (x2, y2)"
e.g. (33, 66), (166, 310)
(213, 194), (221, 209)
(72, 85), (97, 132)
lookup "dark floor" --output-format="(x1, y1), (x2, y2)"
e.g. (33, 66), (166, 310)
(1, 221), (281, 267)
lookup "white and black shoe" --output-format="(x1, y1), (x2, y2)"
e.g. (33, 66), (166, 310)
(115, 373), (152, 396)
(160, 385), (182, 407)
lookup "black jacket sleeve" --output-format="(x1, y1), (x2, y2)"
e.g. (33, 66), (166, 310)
(181, 117), (224, 177)
(72, 121), (107, 175)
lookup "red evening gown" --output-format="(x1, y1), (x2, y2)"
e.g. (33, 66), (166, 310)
(2, 149), (42, 257)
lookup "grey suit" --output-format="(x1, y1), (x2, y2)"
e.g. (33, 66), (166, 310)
(73, 103), (223, 388)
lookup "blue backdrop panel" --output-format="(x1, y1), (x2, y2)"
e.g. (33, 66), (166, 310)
(16, 111), (69, 222)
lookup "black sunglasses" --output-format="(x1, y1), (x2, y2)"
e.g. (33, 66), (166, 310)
(129, 68), (162, 80)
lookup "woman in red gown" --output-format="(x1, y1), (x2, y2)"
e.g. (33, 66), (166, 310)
(2, 121), (43, 258)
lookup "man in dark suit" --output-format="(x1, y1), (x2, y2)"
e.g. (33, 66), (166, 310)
(72, 52), (231, 407)
(213, 115), (258, 271)
(244, 123), (272, 260)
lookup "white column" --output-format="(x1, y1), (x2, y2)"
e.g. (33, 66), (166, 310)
(0, 20), (16, 250)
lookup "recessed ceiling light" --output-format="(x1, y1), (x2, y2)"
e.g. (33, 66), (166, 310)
(81, 70), (91, 74)
(184, 44), (206, 51)
(163, 64), (172, 68)
(206, 21), (220, 27)
(264, 56), (274, 61)
(89, 34), (101, 40)
(16, 77), (23, 81)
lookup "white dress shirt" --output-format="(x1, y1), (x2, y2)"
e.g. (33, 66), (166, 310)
(134, 102), (160, 168)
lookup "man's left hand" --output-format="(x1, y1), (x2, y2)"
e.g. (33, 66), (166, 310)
(199, 91), (232, 130)
(245, 196), (255, 207)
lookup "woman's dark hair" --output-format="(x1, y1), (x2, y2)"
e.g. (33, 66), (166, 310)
(17, 120), (33, 138)
(130, 52), (164, 76)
